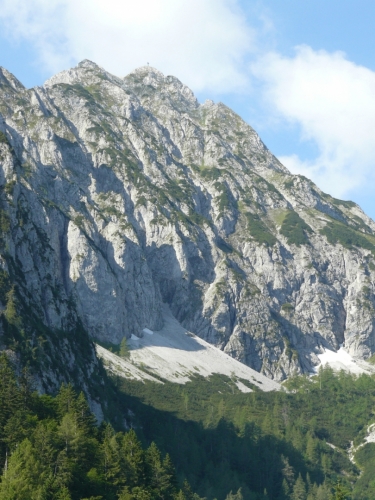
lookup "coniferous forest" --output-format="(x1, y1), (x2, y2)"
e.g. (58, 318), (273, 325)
(1, 350), (375, 499)
(0, 354), (198, 500)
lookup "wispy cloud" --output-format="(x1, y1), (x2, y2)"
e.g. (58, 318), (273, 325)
(0, 0), (255, 93)
(253, 46), (375, 198)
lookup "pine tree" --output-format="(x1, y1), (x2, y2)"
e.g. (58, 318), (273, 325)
(174, 490), (186, 500)
(280, 479), (290, 499)
(59, 413), (79, 455)
(117, 485), (134, 500)
(306, 482), (318, 500)
(120, 337), (130, 358)
(160, 454), (178, 499)
(131, 486), (152, 500)
(3, 409), (35, 453)
(304, 473), (315, 500)
(316, 483), (331, 500)
(121, 429), (145, 487)
(56, 384), (77, 419)
(272, 401), (284, 437)
(0, 353), (23, 466)
(321, 453), (332, 475)
(55, 486), (72, 500)
(330, 481), (350, 500)
(306, 433), (319, 464)
(281, 454), (295, 486)
(225, 488), (244, 500)
(182, 479), (199, 500)
(4, 286), (21, 328)
(75, 391), (96, 435)
(0, 439), (46, 500)
(19, 366), (34, 410)
(145, 441), (163, 492)
(0, 353), (22, 428)
(292, 473), (306, 500)
(146, 441), (178, 499)
(32, 421), (58, 471)
(101, 423), (122, 492)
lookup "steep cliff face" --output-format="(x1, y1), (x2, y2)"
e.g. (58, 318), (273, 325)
(1, 60), (375, 382)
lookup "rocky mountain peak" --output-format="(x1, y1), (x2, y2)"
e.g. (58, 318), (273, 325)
(127, 64), (165, 81)
(0, 67), (24, 92)
(0, 60), (375, 386)
(124, 65), (199, 110)
(43, 59), (119, 89)
(78, 59), (102, 70)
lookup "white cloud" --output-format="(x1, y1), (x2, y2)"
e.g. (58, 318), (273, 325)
(253, 46), (375, 198)
(2, 2), (375, 203)
(0, 0), (254, 93)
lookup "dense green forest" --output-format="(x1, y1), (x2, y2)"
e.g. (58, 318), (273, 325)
(113, 368), (375, 500)
(1, 349), (375, 499)
(0, 354), (198, 500)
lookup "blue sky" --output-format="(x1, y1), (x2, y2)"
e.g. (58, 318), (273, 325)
(1, 0), (375, 219)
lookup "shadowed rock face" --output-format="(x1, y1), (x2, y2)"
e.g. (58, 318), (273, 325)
(1, 59), (375, 381)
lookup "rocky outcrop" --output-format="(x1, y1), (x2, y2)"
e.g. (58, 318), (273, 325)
(0, 60), (375, 382)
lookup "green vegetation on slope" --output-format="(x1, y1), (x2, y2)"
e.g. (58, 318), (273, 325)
(2, 347), (375, 499)
(111, 367), (375, 500)
(280, 211), (312, 246)
(0, 354), (197, 500)
(245, 213), (276, 247)
(190, 164), (221, 182)
(328, 196), (357, 210)
(214, 182), (236, 216)
(320, 220), (375, 254)
(0, 131), (9, 144)
(353, 443), (375, 499)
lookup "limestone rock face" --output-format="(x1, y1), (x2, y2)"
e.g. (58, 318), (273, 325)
(1, 60), (375, 382)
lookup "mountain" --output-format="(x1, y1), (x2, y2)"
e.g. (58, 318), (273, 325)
(1, 59), (375, 390)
